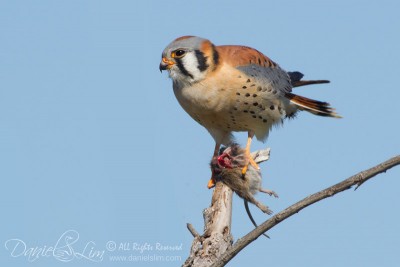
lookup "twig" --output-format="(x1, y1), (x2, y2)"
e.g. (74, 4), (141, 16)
(251, 148), (270, 164)
(186, 223), (200, 238)
(210, 155), (400, 267)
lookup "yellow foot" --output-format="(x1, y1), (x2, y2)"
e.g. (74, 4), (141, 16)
(249, 156), (260, 169)
(241, 164), (249, 175)
(241, 151), (260, 175)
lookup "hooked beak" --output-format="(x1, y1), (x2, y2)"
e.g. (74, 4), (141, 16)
(159, 57), (175, 72)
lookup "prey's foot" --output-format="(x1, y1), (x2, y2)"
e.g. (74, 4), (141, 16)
(260, 188), (279, 198)
(256, 202), (273, 215)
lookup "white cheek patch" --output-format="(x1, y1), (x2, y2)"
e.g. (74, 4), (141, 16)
(181, 53), (206, 81)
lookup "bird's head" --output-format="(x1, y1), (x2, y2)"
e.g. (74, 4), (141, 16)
(160, 36), (219, 85)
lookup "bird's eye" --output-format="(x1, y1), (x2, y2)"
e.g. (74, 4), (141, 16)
(173, 49), (186, 58)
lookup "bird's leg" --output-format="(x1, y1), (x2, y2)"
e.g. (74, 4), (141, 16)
(242, 131), (260, 175)
(207, 143), (221, 189)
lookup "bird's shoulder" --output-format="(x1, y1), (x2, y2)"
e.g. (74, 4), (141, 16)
(215, 45), (277, 68)
(214, 45), (292, 94)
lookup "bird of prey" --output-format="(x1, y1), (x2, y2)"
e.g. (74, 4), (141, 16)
(160, 36), (340, 188)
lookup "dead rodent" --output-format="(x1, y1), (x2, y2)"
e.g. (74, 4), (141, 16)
(211, 143), (278, 237)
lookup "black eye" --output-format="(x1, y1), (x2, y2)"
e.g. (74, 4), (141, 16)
(174, 49), (186, 58)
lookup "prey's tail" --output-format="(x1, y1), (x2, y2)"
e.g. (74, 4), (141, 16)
(286, 92), (342, 118)
(244, 200), (270, 239)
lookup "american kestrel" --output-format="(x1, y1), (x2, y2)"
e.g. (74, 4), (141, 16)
(160, 36), (340, 188)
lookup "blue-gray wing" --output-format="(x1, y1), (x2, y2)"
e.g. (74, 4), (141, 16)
(236, 64), (293, 96)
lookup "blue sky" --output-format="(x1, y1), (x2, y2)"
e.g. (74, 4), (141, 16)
(1, 0), (399, 266)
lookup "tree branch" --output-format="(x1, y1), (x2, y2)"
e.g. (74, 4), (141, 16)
(211, 155), (400, 267)
(183, 182), (233, 267)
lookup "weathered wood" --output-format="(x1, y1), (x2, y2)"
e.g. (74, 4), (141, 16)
(183, 182), (233, 267)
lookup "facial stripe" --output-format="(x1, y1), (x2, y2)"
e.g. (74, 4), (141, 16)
(180, 52), (207, 81)
(195, 50), (209, 72)
(211, 45), (219, 69)
(175, 58), (194, 79)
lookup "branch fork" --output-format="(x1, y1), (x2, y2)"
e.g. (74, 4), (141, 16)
(183, 152), (400, 267)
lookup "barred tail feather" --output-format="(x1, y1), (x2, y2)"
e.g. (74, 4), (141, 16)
(286, 93), (341, 118)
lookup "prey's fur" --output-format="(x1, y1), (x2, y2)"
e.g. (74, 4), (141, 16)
(211, 144), (278, 237)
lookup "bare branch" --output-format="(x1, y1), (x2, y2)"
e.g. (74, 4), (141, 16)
(251, 148), (270, 164)
(186, 223), (200, 238)
(211, 155), (400, 267)
(183, 182), (233, 267)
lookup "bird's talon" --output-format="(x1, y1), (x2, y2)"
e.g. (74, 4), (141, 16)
(207, 178), (216, 189)
(241, 165), (249, 175)
(249, 157), (260, 170)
